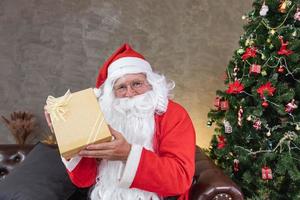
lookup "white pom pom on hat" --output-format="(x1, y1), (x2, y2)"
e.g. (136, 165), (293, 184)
(93, 87), (102, 98)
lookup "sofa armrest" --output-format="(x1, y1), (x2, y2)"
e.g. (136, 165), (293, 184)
(190, 147), (244, 200)
(0, 144), (35, 181)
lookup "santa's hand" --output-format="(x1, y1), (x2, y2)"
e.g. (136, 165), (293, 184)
(78, 126), (131, 161)
(44, 105), (54, 134)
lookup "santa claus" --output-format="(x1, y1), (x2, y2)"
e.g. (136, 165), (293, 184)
(45, 43), (195, 200)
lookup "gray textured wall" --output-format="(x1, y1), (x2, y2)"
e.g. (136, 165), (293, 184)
(0, 0), (252, 147)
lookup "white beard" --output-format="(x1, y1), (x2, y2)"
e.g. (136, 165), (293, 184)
(90, 91), (161, 200)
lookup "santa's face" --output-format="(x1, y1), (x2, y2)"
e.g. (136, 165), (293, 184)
(113, 73), (152, 98)
(99, 71), (170, 148)
(100, 73), (157, 149)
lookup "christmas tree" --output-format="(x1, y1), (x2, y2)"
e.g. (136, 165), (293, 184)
(207, 0), (300, 199)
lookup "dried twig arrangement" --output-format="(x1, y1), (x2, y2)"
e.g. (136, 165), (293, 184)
(41, 133), (57, 145)
(1, 111), (36, 145)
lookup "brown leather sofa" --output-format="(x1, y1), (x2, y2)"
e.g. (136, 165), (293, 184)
(0, 144), (244, 200)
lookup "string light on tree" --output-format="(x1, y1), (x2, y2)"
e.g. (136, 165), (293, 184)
(268, 140), (273, 150)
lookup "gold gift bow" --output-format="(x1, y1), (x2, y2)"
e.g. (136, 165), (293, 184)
(45, 89), (72, 122)
(46, 89), (105, 145)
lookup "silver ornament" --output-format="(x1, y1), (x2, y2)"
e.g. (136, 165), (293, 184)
(259, 3), (269, 16)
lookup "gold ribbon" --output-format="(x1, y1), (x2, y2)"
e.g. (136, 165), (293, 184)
(45, 89), (72, 121)
(86, 113), (105, 145)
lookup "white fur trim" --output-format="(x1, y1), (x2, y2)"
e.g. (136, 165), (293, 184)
(118, 144), (143, 188)
(61, 155), (82, 172)
(93, 87), (102, 98)
(108, 57), (152, 79)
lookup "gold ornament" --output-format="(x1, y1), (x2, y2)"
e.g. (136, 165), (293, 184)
(261, 70), (267, 76)
(245, 39), (254, 46)
(269, 29), (276, 35)
(278, 0), (287, 13)
(245, 39), (250, 46)
(247, 115), (252, 121)
(207, 119), (213, 127)
(296, 124), (300, 131)
(292, 31), (297, 37)
(237, 48), (245, 54)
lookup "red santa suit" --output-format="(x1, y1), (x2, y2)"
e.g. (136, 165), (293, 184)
(63, 100), (195, 200)
(62, 44), (196, 200)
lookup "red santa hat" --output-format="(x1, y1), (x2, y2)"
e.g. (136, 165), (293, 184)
(94, 43), (152, 97)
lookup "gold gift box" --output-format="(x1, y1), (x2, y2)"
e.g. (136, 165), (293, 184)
(45, 88), (111, 159)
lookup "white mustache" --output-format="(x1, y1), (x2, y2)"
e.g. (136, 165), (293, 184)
(112, 91), (157, 117)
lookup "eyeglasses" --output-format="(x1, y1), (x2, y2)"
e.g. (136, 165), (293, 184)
(113, 80), (151, 96)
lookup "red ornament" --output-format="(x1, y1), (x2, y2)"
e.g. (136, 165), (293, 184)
(285, 99), (298, 113)
(214, 97), (229, 111)
(233, 159), (240, 172)
(277, 65), (285, 73)
(242, 47), (257, 60)
(221, 100), (229, 111)
(226, 80), (245, 94)
(262, 100), (269, 107)
(257, 82), (276, 98)
(262, 166), (273, 180)
(249, 64), (261, 74)
(278, 36), (293, 56)
(217, 135), (226, 149)
(214, 97), (221, 108)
